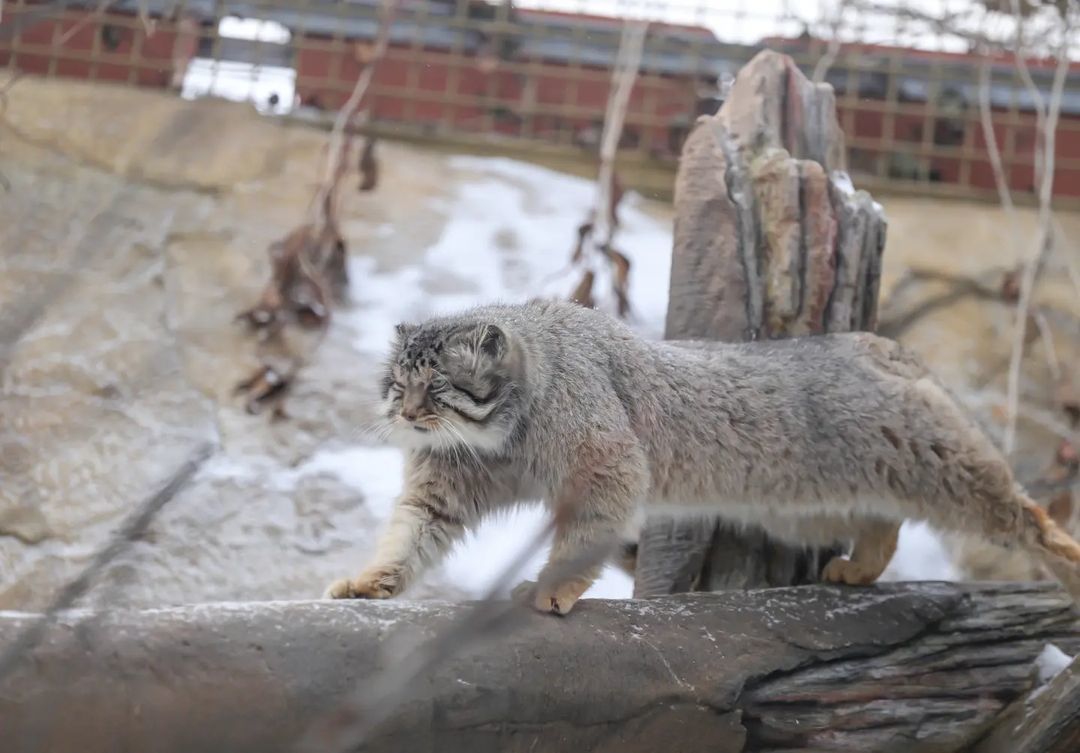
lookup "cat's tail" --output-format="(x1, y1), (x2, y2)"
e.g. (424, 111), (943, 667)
(1019, 496), (1080, 605)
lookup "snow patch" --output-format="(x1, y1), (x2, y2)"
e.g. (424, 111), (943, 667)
(1035, 643), (1074, 686)
(292, 446), (405, 520)
(340, 154), (672, 359)
(881, 521), (962, 582)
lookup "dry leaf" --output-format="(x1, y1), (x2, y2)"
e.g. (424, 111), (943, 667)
(569, 270), (596, 309)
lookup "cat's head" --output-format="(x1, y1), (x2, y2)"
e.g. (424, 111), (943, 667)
(378, 318), (524, 456)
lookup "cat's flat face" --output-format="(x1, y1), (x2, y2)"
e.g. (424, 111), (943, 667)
(378, 321), (519, 455)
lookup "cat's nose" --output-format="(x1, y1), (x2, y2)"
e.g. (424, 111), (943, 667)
(401, 408), (418, 422)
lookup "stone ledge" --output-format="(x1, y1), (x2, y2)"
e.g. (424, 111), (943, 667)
(1, 582), (1077, 753)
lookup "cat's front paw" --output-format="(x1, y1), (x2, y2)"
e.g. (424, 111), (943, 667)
(324, 567), (403, 599)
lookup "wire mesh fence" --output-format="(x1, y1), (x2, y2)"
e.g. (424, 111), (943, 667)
(3, 0), (1080, 202)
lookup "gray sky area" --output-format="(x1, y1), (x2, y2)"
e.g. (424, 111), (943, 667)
(516, 0), (1074, 55)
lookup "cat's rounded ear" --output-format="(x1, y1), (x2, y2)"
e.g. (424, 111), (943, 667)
(479, 324), (508, 360)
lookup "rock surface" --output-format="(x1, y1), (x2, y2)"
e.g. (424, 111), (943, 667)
(0, 78), (474, 609)
(1, 583), (1077, 753)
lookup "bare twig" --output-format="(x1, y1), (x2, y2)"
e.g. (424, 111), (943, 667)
(237, 0), (397, 413)
(877, 266), (1015, 339)
(812, 0), (849, 84)
(1011, 0), (1050, 184)
(1017, 404), (1080, 447)
(978, 54), (1017, 220)
(1051, 216), (1080, 299)
(0, 443), (213, 685)
(297, 517), (557, 753)
(847, 1), (998, 49)
(300, 491), (622, 753)
(1032, 309), (1061, 381)
(568, 19), (647, 315)
(1004, 6), (1073, 455)
(55, 0), (153, 47)
(592, 21), (647, 248)
(56, 0), (115, 46)
(309, 0), (399, 230)
(0, 69), (21, 191)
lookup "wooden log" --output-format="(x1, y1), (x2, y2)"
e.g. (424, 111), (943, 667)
(0, 583), (1075, 753)
(635, 49), (887, 596)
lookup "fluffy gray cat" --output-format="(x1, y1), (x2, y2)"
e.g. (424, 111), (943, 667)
(326, 300), (1080, 614)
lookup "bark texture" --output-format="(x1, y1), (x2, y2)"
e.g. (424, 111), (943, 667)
(0, 583), (1076, 753)
(636, 49), (886, 596)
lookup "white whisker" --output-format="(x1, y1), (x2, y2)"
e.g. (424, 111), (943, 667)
(438, 416), (484, 469)
(348, 417), (394, 443)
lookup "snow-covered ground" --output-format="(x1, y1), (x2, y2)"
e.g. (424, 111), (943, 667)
(290, 154), (957, 600)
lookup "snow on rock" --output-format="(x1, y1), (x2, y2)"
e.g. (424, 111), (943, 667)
(1035, 643), (1074, 686)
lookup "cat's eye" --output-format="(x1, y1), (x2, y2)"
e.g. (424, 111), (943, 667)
(430, 375), (448, 390)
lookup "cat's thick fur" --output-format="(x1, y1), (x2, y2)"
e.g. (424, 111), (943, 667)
(326, 300), (1080, 613)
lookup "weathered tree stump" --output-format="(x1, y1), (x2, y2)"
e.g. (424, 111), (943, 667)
(0, 584), (1075, 753)
(634, 50), (887, 596)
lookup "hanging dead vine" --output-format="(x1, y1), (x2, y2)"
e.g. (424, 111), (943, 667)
(234, 0), (398, 416)
(1002, 0), (1074, 455)
(566, 19), (648, 319)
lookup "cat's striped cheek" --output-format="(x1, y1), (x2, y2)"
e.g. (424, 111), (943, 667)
(441, 392), (498, 422)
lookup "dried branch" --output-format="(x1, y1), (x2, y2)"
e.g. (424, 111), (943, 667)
(592, 21), (647, 249)
(1011, 0), (1051, 183)
(300, 483), (624, 753)
(567, 20), (647, 316)
(236, 0), (398, 413)
(57, 0), (116, 46)
(307, 539), (621, 753)
(357, 136), (378, 192)
(310, 0), (399, 229)
(1004, 5), (1073, 455)
(978, 53), (1017, 221)
(55, 0), (153, 47)
(847, 1), (1000, 49)
(877, 266), (1017, 339)
(0, 69), (21, 192)
(812, 0), (849, 84)
(1051, 216), (1080, 300)
(299, 515), (570, 753)
(1032, 309), (1061, 381)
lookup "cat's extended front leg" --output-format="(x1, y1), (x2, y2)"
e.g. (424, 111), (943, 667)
(325, 492), (467, 599)
(522, 439), (647, 616)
